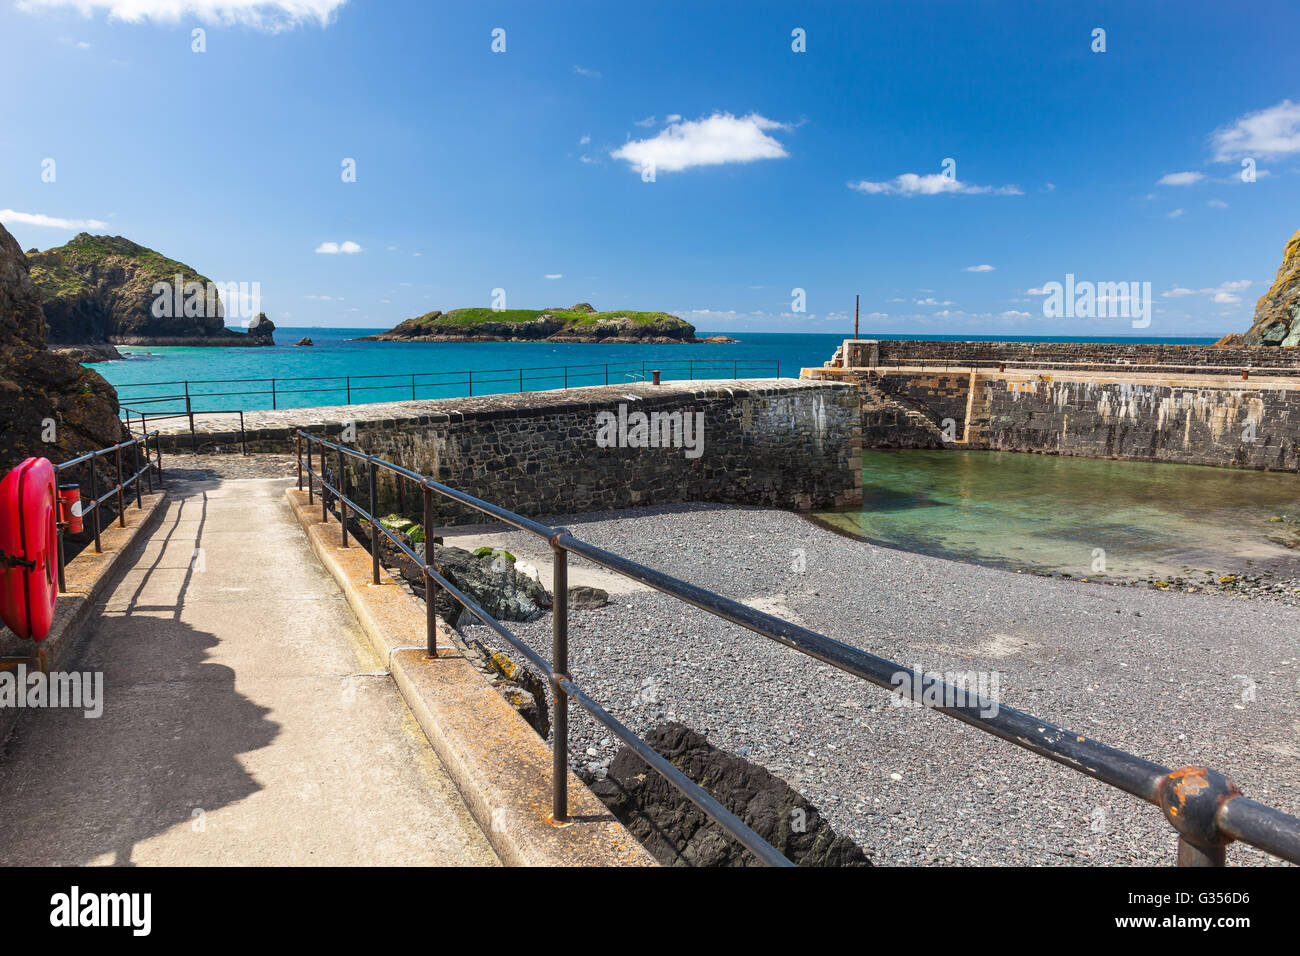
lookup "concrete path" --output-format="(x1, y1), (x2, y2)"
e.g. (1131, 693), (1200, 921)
(0, 476), (498, 866)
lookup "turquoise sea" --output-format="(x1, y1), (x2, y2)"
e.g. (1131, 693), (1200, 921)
(93, 327), (1218, 416)
(91, 328), (1293, 581)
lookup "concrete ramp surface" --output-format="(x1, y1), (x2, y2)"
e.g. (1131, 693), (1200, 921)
(0, 476), (498, 866)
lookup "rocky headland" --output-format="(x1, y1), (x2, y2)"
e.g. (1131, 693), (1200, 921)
(1216, 227), (1300, 347)
(358, 301), (734, 344)
(0, 222), (123, 472)
(24, 233), (274, 354)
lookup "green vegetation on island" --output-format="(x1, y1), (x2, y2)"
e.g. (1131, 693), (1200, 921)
(359, 302), (733, 344)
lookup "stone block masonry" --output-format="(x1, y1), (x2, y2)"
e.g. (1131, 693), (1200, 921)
(805, 355), (1300, 471)
(152, 380), (863, 519)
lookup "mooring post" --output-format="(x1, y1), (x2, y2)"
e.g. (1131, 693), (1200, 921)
(423, 482), (437, 657)
(550, 537), (570, 824)
(368, 459), (380, 585)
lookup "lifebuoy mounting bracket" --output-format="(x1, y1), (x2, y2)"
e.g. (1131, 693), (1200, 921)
(0, 550), (37, 572)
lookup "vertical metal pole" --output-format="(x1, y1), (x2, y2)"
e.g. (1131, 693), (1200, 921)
(368, 459), (380, 585)
(605, 364), (609, 385)
(396, 467), (405, 518)
(468, 370), (473, 397)
(1177, 838), (1226, 867)
(411, 374), (416, 400)
(734, 359), (738, 379)
(143, 437), (153, 494)
(519, 369), (524, 393)
(346, 376), (352, 404)
(551, 542), (569, 824)
(271, 378), (277, 410)
(563, 367), (568, 389)
(296, 431), (303, 490)
(423, 483), (437, 657)
(307, 436), (314, 504)
(114, 446), (125, 527)
(154, 431), (163, 483)
(56, 508), (66, 593)
(689, 360), (694, 381)
(338, 446), (349, 547)
(89, 459), (101, 554)
(320, 440), (328, 523)
(132, 441), (142, 508)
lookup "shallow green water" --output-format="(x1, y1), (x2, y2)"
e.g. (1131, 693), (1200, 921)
(815, 450), (1300, 581)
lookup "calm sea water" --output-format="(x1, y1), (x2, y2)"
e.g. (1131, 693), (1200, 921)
(95, 329), (1293, 578)
(94, 327), (1217, 415)
(816, 450), (1300, 582)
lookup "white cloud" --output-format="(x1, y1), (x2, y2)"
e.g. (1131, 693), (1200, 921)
(1161, 280), (1251, 304)
(544, 273), (562, 280)
(963, 264), (995, 272)
(19, 0), (347, 30)
(1167, 208), (1185, 218)
(634, 116), (657, 128)
(573, 65), (600, 79)
(848, 173), (1022, 196)
(1208, 199), (1228, 208)
(611, 111), (790, 173)
(578, 134), (590, 145)
(0, 208), (108, 229)
(1210, 99), (1300, 160)
(315, 240), (362, 254)
(1157, 171), (1205, 186)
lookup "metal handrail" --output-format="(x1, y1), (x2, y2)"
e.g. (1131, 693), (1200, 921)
(53, 430), (163, 591)
(113, 359), (782, 417)
(294, 428), (1300, 868)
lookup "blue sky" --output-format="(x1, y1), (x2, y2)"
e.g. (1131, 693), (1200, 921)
(1, 0), (1298, 336)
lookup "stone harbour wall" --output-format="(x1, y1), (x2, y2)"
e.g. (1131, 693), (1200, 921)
(162, 380), (863, 520)
(984, 375), (1300, 470)
(349, 380), (863, 523)
(843, 338), (1300, 370)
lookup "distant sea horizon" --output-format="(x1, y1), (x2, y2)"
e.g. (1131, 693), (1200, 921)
(92, 326), (1222, 416)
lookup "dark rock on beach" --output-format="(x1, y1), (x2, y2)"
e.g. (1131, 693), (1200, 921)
(581, 721), (872, 867)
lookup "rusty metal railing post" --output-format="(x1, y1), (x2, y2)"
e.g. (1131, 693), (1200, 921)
(337, 445), (349, 546)
(368, 458), (380, 585)
(550, 537), (570, 824)
(296, 431), (302, 490)
(55, 507), (66, 593)
(1160, 766), (1235, 867)
(88, 459), (101, 553)
(143, 436), (153, 495)
(306, 434), (314, 504)
(423, 481), (437, 657)
(114, 445), (125, 527)
(154, 430), (163, 484)
(131, 440), (142, 508)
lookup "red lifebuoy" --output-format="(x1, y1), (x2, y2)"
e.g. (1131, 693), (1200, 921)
(0, 457), (58, 641)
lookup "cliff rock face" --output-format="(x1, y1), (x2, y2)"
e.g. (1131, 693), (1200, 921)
(0, 223), (122, 472)
(1217, 228), (1300, 347)
(25, 233), (272, 346)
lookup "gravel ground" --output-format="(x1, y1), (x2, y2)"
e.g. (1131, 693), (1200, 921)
(458, 502), (1300, 866)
